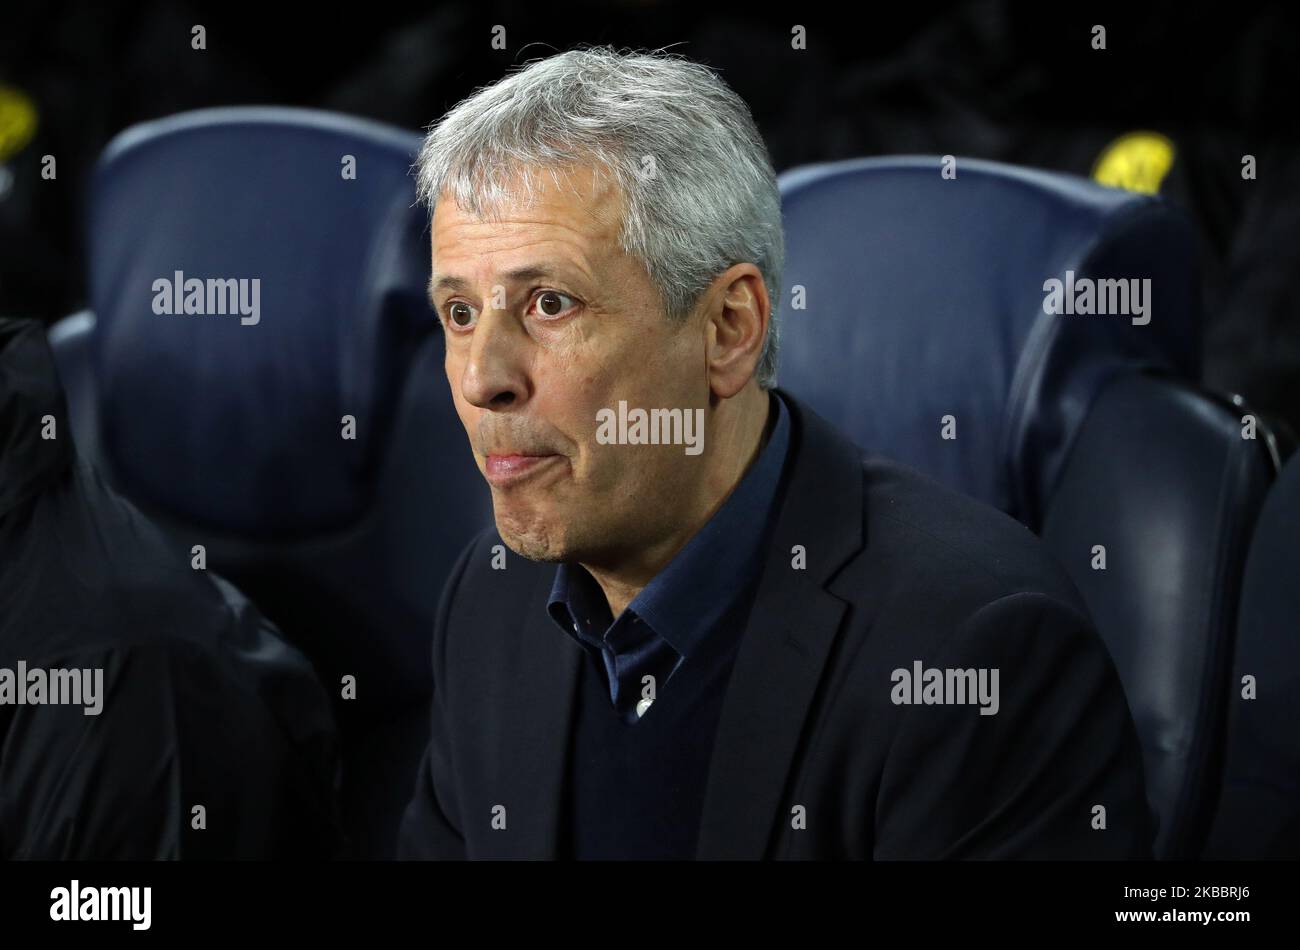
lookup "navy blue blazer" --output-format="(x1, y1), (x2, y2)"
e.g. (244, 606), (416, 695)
(398, 390), (1154, 859)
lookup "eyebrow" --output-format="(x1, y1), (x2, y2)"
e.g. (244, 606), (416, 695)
(427, 265), (572, 307)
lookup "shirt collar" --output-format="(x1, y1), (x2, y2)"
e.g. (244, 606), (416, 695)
(548, 390), (791, 658)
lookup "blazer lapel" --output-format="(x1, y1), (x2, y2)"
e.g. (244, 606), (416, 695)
(485, 568), (582, 859)
(696, 392), (866, 859)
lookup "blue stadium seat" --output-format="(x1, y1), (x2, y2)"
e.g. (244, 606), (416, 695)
(1202, 451), (1300, 858)
(778, 156), (1279, 857)
(1040, 376), (1275, 858)
(47, 106), (491, 857)
(778, 155), (1201, 525)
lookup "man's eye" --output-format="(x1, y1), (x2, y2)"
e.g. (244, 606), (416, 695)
(446, 302), (476, 328)
(531, 290), (576, 318)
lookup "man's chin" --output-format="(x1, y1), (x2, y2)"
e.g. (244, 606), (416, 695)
(492, 512), (568, 563)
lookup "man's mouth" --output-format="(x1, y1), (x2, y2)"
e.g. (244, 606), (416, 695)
(484, 453), (563, 486)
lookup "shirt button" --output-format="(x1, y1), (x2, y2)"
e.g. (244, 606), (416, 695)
(636, 697), (654, 718)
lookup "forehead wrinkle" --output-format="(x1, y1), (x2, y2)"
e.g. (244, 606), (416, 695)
(431, 220), (615, 293)
(429, 173), (632, 310)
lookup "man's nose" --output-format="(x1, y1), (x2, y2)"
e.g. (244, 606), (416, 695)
(459, 307), (529, 410)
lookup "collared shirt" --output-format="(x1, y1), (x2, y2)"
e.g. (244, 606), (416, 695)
(551, 390), (793, 859)
(547, 390), (791, 723)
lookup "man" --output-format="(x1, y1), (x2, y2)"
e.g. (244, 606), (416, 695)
(398, 47), (1153, 859)
(0, 316), (342, 858)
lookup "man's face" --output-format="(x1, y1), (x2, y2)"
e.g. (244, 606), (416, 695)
(431, 165), (707, 565)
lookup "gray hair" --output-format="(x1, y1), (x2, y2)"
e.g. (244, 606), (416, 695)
(413, 45), (784, 389)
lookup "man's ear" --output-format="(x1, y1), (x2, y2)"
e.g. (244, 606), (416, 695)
(705, 263), (770, 399)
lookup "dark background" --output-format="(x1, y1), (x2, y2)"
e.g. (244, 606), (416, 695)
(2, 0), (1297, 430)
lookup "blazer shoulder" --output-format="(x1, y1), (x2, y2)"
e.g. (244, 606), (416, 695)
(853, 456), (1087, 614)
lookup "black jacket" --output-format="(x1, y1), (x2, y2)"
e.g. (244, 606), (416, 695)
(0, 317), (342, 859)
(399, 389), (1154, 859)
